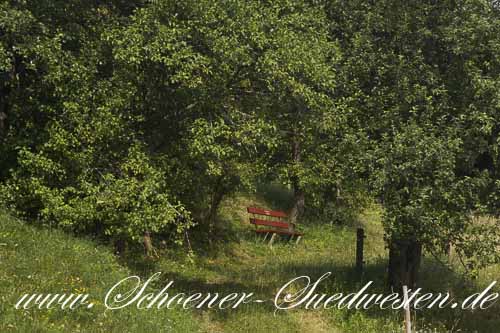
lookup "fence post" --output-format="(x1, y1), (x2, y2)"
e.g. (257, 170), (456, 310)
(403, 285), (412, 333)
(356, 228), (365, 275)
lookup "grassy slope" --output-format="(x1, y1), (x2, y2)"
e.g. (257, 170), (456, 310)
(0, 212), (198, 333)
(152, 194), (500, 332)
(157, 197), (401, 332)
(1, 191), (499, 332)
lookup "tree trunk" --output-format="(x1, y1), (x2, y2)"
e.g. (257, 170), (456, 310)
(205, 175), (226, 241)
(113, 238), (127, 256)
(0, 56), (14, 138)
(143, 231), (155, 258)
(289, 187), (305, 226)
(289, 136), (304, 226)
(387, 236), (422, 292)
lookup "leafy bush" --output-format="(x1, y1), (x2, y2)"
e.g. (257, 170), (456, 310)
(2, 144), (193, 245)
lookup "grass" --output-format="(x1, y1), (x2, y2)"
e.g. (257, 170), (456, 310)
(1, 189), (500, 332)
(0, 212), (198, 333)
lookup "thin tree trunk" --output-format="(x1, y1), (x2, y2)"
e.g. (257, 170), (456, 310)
(289, 188), (305, 226)
(0, 55), (15, 138)
(113, 238), (127, 256)
(289, 136), (304, 226)
(205, 175), (226, 242)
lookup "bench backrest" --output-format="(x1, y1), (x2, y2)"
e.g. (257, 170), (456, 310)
(249, 218), (290, 230)
(247, 207), (287, 218)
(247, 207), (291, 230)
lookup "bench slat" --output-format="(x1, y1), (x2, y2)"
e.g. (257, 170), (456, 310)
(255, 229), (304, 236)
(247, 207), (287, 218)
(250, 218), (290, 229)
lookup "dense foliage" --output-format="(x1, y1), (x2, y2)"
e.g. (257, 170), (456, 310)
(1, 0), (499, 288)
(324, 0), (500, 286)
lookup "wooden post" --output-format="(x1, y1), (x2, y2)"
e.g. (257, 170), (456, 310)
(356, 228), (365, 275)
(403, 285), (412, 333)
(269, 233), (277, 246)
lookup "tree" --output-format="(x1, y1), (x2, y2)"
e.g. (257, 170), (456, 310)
(325, 0), (500, 289)
(1, 1), (195, 247)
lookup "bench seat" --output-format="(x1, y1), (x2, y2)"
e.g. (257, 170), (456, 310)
(255, 229), (304, 236)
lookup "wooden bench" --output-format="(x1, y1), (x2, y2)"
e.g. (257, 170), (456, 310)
(247, 207), (303, 245)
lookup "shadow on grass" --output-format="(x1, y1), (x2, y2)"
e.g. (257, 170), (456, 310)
(271, 258), (500, 333)
(117, 224), (499, 333)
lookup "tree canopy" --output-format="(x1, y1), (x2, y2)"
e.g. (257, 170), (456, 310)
(1, 0), (499, 288)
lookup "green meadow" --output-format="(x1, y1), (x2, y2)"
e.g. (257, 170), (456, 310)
(2, 192), (499, 332)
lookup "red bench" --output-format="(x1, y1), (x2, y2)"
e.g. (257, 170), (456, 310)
(247, 207), (303, 245)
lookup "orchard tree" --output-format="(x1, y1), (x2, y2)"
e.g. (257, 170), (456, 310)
(203, 0), (354, 225)
(0, 0), (195, 248)
(116, 0), (353, 231)
(326, 0), (500, 289)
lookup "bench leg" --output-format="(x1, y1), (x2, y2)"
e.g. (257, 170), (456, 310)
(295, 236), (302, 245)
(269, 233), (277, 246)
(262, 232), (270, 242)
